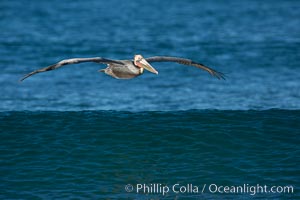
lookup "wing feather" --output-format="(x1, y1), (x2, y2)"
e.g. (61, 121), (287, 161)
(20, 57), (122, 81)
(146, 56), (225, 80)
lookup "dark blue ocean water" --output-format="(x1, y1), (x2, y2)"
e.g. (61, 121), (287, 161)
(0, 0), (299, 199)
(1, 110), (299, 199)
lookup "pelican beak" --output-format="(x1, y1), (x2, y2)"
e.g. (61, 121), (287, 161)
(138, 58), (158, 74)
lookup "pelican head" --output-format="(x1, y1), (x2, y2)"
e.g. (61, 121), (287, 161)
(134, 55), (158, 74)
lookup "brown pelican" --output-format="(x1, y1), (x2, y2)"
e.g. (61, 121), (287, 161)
(20, 55), (225, 81)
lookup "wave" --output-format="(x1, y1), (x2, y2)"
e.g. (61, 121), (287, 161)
(1, 109), (299, 133)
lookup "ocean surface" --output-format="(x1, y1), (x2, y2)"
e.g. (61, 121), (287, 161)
(0, 0), (299, 199)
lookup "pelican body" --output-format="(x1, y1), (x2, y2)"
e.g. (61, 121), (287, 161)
(100, 60), (142, 79)
(20, 54), (225, 81)
(99, 55), (157, 79)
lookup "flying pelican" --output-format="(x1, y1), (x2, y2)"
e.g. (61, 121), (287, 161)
(20, 55), (225, 81)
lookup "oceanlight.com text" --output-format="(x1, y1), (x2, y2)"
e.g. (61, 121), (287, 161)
(124, 183), (294, 196)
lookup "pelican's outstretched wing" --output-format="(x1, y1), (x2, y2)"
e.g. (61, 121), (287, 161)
(146, 56), (225, 80)
(20, 57), (123, 82)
